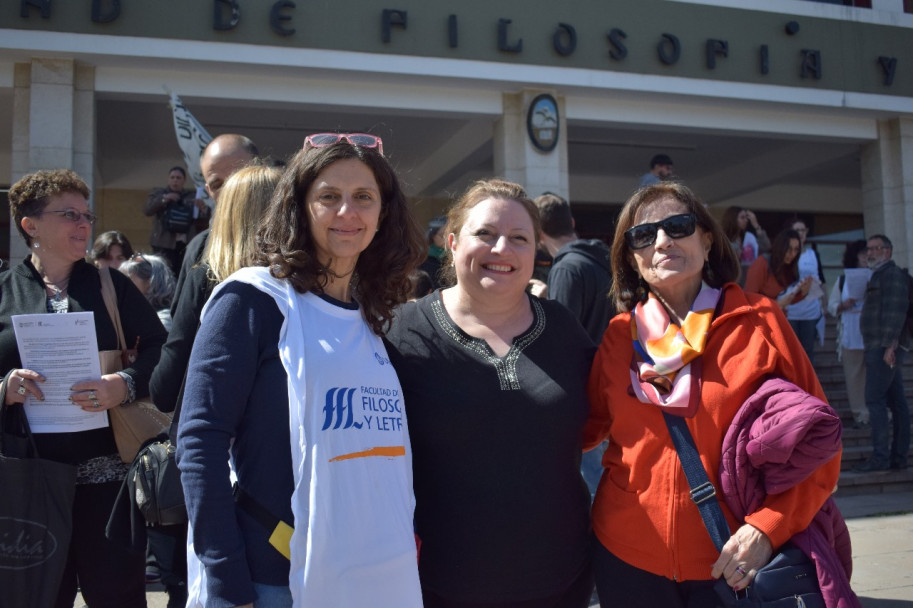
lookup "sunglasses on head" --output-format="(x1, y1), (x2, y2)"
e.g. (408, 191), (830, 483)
(624, 213), (698, 250)
(303, 133), (384, 155)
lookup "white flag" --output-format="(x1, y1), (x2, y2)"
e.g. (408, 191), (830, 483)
(167, 91), (212, 193)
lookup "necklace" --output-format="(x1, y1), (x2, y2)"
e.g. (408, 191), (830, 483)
(42, 276), (70, 302)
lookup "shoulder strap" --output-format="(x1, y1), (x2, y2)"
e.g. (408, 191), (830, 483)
(99, 266), (128, 352)
(662, 412), (731, 552)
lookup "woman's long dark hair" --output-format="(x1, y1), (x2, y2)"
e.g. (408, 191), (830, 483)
(255, 143), (424, 335)
(721, 206), (745, 242)
(769, 229), (801, 287)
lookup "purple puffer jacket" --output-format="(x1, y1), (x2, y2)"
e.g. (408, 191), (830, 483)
(719, 377), (861, 608)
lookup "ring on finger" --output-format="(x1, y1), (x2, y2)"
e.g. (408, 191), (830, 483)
(88, 390), (96, 400)
(16, 385), (26, 395)
(92, 398), (101, 408)
(735, 565), (748, 577)
(18, 376), (24, 385)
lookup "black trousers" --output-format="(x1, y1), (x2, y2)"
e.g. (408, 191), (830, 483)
(593, 541), (723, 608)
(147, 524), (188, 608)
(54, 481), (146, 608)
(421, 558), (593, 608)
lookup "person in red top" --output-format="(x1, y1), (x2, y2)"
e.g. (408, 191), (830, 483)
(743, 228), (812, 309)
(585, 183), (841, 606)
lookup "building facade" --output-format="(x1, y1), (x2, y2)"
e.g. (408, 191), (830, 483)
(1, 0), (912, 270)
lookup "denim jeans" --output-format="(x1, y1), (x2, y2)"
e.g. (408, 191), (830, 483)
(581, 441), (608, 500)
(789, 319), (818, 365)
(252, 583), (293, 608)
(864, 347), (911, 467)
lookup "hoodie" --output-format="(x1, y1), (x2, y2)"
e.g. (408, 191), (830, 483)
(549, 239), (614, 344)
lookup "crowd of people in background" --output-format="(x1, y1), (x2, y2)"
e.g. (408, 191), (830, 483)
(2, 137), (905, 608)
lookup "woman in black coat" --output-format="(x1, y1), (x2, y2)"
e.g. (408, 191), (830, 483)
(1, 169), (166, 607)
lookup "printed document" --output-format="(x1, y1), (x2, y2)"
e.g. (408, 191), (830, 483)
(12, 312), (108, 433)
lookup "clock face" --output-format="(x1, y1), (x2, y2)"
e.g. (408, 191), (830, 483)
(527, 94), (559, 152)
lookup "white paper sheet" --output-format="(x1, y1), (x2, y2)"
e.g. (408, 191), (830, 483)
(11, 312), (109, 433)
(843, 268), (872, 303)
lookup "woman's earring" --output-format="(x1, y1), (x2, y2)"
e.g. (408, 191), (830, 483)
(635, 276), (648, 300)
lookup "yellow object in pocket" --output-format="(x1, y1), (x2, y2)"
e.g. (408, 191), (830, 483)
(269, 520), (294, 560)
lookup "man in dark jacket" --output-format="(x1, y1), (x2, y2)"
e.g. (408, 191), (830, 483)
(535, 192), (614, 344)
(856, 234), (910, 471)
(143, 166), (207, 272)
(535, 192), (614, 500)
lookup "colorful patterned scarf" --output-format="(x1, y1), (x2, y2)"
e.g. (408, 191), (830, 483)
(630, 286), (721, 415)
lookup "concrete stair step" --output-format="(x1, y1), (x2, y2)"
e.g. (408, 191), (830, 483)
(813, 320), (913, 496)
(835, 468), (913, 497)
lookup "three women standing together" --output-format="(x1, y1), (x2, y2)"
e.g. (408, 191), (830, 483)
(2, 149), (851, 607)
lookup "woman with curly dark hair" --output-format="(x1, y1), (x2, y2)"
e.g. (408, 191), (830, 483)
(177, 134), (426, 608)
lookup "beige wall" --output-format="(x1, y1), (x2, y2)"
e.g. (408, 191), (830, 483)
(94, 188), (154, 255)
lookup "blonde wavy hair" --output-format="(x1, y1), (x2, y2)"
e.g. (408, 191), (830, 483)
(203, 164), (283, 283)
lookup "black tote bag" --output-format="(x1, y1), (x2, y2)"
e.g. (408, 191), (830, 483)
(0, 390), (77, 608)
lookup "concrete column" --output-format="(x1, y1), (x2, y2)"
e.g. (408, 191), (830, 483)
(9, 59), (96, 265)
(861, 117), (913, 269)
(493, 90), (569, 200)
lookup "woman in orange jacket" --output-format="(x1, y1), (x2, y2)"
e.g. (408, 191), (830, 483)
(743, 228), (812, 309)
(585, 183), (841, 606)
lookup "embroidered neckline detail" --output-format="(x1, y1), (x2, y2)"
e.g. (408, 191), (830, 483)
(430, 296), (546, 391)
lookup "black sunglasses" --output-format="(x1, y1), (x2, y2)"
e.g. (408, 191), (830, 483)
(624, 213), (698, 250)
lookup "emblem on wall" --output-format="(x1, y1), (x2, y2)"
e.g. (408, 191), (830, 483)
(527, 94), (559, 152)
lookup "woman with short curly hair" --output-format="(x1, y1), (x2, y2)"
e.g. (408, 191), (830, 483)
(1, 168), (166, 607)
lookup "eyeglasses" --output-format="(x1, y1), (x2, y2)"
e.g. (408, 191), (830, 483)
(624, 213), (698, 250)
(303, 133), (384, 155)
(39, 209), (97, 224)
(866, 245), (889, 253)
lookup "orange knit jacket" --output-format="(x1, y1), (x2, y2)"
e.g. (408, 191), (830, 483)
(585, 284), (840, 582)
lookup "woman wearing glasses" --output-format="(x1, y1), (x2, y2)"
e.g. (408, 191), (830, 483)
(585, 183), (843, 606)
(384, 179), (595, 607)
(0, 169), (167, 607)
(177, 134), (425, 607)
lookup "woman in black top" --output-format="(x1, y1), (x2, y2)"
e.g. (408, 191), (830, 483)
(1, 169), (166, 608)
(385, 179), (595, 607)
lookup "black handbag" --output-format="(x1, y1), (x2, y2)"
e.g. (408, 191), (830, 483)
(714, 543), (823, 608)
(129, 434), (186, 526)
(662, 412), (825, 608)
(0, 391), (77, 608)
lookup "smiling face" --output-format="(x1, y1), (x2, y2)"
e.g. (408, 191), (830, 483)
(629, 196), (712, 305)
(305, 158), (382, 273)
(22, 191), (93, 265)
(448, 197), (536, 300)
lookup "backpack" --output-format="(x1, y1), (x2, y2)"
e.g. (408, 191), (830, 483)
(163, 200), (193, 234)
(127, 434), (186, 526)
